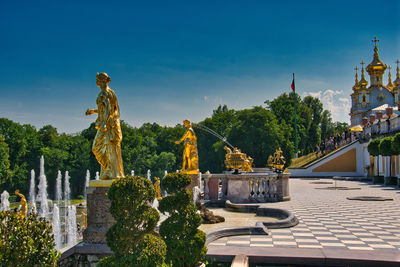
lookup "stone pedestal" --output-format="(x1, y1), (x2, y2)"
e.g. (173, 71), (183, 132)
(83, 186), (116, 244)
(226, 177), (250, 202)
(59, 183), (116, 266)
(186, 173), (200, 193)
(277, 173), (290, 201)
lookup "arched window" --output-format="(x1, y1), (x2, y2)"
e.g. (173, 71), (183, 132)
(362, 95), (366, 103)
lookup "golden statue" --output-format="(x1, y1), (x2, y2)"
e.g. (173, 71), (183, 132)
(175, 119), (199, 174)
(154, 177), (162, 201)
(224, 146), (254, 173)
(82, 210), (87, 228)
(86, 73), (124, 180)
(272, 147), (286, 172)
(15, 190), (27, 218)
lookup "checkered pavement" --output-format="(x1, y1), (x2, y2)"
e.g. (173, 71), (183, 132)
(208, 178), (400, 251)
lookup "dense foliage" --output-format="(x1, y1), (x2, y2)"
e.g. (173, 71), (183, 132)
(379, 137), (394, 156)
(0, 211), (60, 266)
(159, 172), (207, 267)
(97, 175), (166, 267)
(392, 132), (400, 155)
(0, 92), (348, 198)
(368, 138), (382, 156)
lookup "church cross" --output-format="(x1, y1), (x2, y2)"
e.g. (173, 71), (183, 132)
(372, 37), (380, 47)
(354, 66), (359, 72)
(360, 61), (365, 68)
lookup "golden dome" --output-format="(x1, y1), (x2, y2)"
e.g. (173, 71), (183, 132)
(366, 38), (387, 75)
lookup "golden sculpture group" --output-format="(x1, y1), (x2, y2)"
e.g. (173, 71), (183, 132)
(175, 119), (199, 174)
(86, 73), (125, 180)
(223, 146), (253, 172)
(267, 148), (286, 172)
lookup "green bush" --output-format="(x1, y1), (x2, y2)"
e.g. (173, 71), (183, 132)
(368, 138), (381, 156)
(97, 175), (166, 267)
(159, 172), (207, 267)
(379, 137), (394, 156)
(392, 132), (400, 155)
(0, 211), (60, 266)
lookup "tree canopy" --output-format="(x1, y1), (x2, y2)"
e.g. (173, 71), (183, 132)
(0, 92), (348, 198)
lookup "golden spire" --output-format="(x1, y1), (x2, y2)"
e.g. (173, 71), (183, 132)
(366, 37), (387, 75)
(359, 61), (368, 88)
(352, 66), (360, 91)
(387, 66), (394, 89)
(394, 59), (400, 87)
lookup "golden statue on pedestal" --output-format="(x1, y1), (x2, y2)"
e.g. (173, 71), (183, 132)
(86, 73), (124, 180)
(154, 177), (162, 201)
(175, 119), (199, 174)
(224, 146), (254, 173)
(15, 190), (27, 218)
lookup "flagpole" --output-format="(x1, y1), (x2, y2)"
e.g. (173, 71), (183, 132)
(293, 73), (298, 158)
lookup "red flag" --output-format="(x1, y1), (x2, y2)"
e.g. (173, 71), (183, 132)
(291, 75), (295, 92)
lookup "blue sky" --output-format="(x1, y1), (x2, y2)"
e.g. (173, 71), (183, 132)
(1, 0), (399, 133)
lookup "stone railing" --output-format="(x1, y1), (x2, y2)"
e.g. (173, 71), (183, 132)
(361, 116), (400, 140)
(202, 172), (290, 203)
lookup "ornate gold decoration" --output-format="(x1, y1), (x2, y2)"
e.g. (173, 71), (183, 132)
(267, 155), (274, 168)
(387, 66), (394, 90)
(352, 66), (360, 91)
(86, 73), (124, 180)
(154, 177), (162, 201)
(224, 146), (254, 173)
(14, 190), (27, 218)
(359, 61), (368, 88)
(175, 119), (199, 174)
(271, 148), (286, 172)
(394, 60), (400, 87)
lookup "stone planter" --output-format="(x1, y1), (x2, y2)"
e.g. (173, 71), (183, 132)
(384, 176), (397, 186)
(373, 176), (384, 184)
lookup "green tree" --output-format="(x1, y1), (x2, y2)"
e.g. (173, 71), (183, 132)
(159, 173), (207, 266)
(98, 176), (166, 267)
(0, 135), (10, 186)
(0, 211), (60, 266)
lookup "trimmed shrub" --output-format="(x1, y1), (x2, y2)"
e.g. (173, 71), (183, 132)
(379, 137), (394, 156)
(392, 132), (400, 155)
(97, 175), (166, 267)
(368, 138), (381, 156)
(159, 172), (207, 267)
(0, 211), (60, 266)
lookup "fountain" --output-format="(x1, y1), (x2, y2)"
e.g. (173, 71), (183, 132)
(84, 170), (90, 199)
(0, 190), (10, 211)
(28, 170), (36, 214)
(64, 171), (71, 205)
(199, 172), (203, 194)
(52, 204), (62, 250)
(95, 171), (99, 180)
(37, 156), (48, 218)
(147, 169), (151, 182)
(66, 205), (77, 247)
(55, 170), (62, 204)
(131, 170), (135, 176)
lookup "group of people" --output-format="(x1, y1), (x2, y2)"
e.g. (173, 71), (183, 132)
(315, 131), (353, 158)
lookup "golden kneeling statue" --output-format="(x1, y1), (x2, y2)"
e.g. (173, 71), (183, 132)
(86, 73), (125, 180)
(175, 119), (199, 174)
(15, 190), (27, 218)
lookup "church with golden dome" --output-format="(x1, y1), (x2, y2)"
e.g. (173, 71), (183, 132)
(350, 38), (400, 126)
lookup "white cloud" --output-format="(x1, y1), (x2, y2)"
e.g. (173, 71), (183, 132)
(303, 89), (350, 123)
